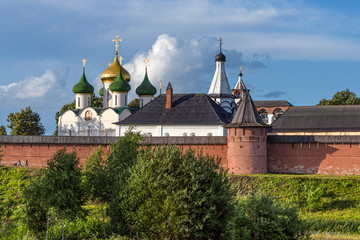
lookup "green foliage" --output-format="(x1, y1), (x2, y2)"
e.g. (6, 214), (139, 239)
(121, 146), (234, 239)
(7, 106), (45, 135)
(231, 193), (309, 240)
(0, 125), (6, 135)
(105, 130), (144, 234)
(84, 146), (108, 203)
(54, 93), (102, 135)
(318, 89), (360, 105)
(41, 149), (84, 218)
(127, 98), (139, 108)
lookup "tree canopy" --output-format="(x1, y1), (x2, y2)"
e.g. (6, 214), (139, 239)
(0, 125), (6, 135)
(7, 106), (45, 135)
(318, 89), (360, 105)
(128, 98), (140, 108)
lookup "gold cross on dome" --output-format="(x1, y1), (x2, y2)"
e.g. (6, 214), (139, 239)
(108, 61), (111, 67)
(144, 57), (149, 68)
(82, 58), (87, 69)
(119, 56), (123, 65)
(159, 80), (163, 94)
(112, 34), (122, 52)
(239, 66), (242, 72)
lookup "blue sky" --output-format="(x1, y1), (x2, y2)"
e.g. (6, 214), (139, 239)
(1, 0), (360, 135)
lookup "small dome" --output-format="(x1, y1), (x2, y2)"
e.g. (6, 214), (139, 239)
(136, 69), (157, 96)
(109, 69), (131, 92)
(215, 51), (226, 62)
(72, 70), (94, 94)
(99, 88), (103, 96)
(100, 54), (131, 82)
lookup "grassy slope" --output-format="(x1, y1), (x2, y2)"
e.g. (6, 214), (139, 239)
(1, 166), (360, 237)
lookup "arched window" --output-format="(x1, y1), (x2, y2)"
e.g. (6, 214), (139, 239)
(115, 95), (118, 106)
(165, 132), (169, 137)
(78, 97), (80, 108)
(207, 133), (213, 136)
(273, 108), (284, 121)
(258, 109), (268, 123)
(190, 133), (195, 136)
(183, 133), (187, 137)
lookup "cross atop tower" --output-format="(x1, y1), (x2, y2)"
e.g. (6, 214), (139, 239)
(82, 57), (87, 69)
(219, 37), (223, 52)
(159, 80), (163, 94)
(144, 57), (149, 69)
(112, 34), (122, 53)
(119, 56), (123, 65)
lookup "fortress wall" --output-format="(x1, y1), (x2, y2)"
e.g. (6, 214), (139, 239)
(267, 136), (360, 175)
(0, 136), (227, 168)
(2, 135), (360, 175)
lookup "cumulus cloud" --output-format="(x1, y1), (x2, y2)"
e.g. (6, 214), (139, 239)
(124, 34), (267, 98)
(0, 68), (69, 108)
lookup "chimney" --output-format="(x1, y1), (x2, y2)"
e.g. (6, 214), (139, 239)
(166, 82), (173, 109)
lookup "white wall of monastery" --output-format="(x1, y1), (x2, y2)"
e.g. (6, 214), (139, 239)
(119, 124), (227, 137)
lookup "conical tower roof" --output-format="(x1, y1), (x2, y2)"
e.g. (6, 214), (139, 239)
(136, 68), (157, 96)
(72, 69), (94, 94)
(225, 89), (268, 128)
(109, 68), (131, 92)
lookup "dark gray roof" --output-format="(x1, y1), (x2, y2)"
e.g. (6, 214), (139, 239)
(254, 100), (293, 108)
(117, 94), (232, 125)
(271, 105), (360, 132)
(225, 90), (268, 128)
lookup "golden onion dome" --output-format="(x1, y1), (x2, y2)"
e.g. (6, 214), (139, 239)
(101, 53), (131, 83)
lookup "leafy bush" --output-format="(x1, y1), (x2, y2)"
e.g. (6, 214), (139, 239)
(120, 146), (234, 239)
(231, 193), (309, 240)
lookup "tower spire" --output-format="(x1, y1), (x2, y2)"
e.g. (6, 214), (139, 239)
(219, 37), (223, 52)
(144, 57), (149, 69)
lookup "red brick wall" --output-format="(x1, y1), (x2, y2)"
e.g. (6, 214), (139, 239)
(1, 143), (227, 169)
(268, 142), (360, 175)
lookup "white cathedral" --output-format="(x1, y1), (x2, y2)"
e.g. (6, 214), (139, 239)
(58, 36), (246, 137)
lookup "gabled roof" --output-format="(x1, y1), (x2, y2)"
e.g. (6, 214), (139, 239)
(66, 107), (132, 116)
(271, 105), (360, 132)
(254, 100), (293, 108)
(117, 94), (232, 125)
(225, 90), (268, 128)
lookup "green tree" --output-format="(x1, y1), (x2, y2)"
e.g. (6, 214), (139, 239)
(83, 146), (108, 238)
(54, 94), (102, 135)
(121, 146), (234, 239)
(25, 149), (84, 240)
(0, 125), (6, 135)
(7, 106), (45, 135)
(231, 193), (309, 240)
(105, 129), (144, 234)
(318, 89), (360, 105)
(128, 98), (139, 108)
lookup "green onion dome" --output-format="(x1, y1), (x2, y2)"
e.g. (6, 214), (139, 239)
(136, 69), (157, 96)
(109, 69), (131, 92)
(72, 70), (94, 94)
(99, 87), (103, 96)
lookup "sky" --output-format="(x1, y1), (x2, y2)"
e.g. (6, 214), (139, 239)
(1, 0), (360, 135)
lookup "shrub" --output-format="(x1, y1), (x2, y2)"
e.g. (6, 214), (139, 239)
(231, 193), (309, 240)
(120, 146), (234, 239)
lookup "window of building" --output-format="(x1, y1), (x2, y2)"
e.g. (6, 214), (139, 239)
(273, 108), (284, 121)
(258, 109), (268, 123)
(207, 133), (213, 136)
(85, 110), (92, 121)
(78, 97), (80, 108)
(183, 133), (187, 137)
(190, 133), (195, 136)
(115, 95), (118, 106)
(165, 132), (170, 137)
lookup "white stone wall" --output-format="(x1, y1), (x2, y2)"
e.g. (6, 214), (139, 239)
(119, 124), (227, 137)
(59, 107), (131, 137)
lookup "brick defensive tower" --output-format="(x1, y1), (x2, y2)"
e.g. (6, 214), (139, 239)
(225, 88), (269, 174)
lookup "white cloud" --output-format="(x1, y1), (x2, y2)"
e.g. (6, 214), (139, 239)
(0, 69), (70, 108)
(124, 34), (266, 99)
